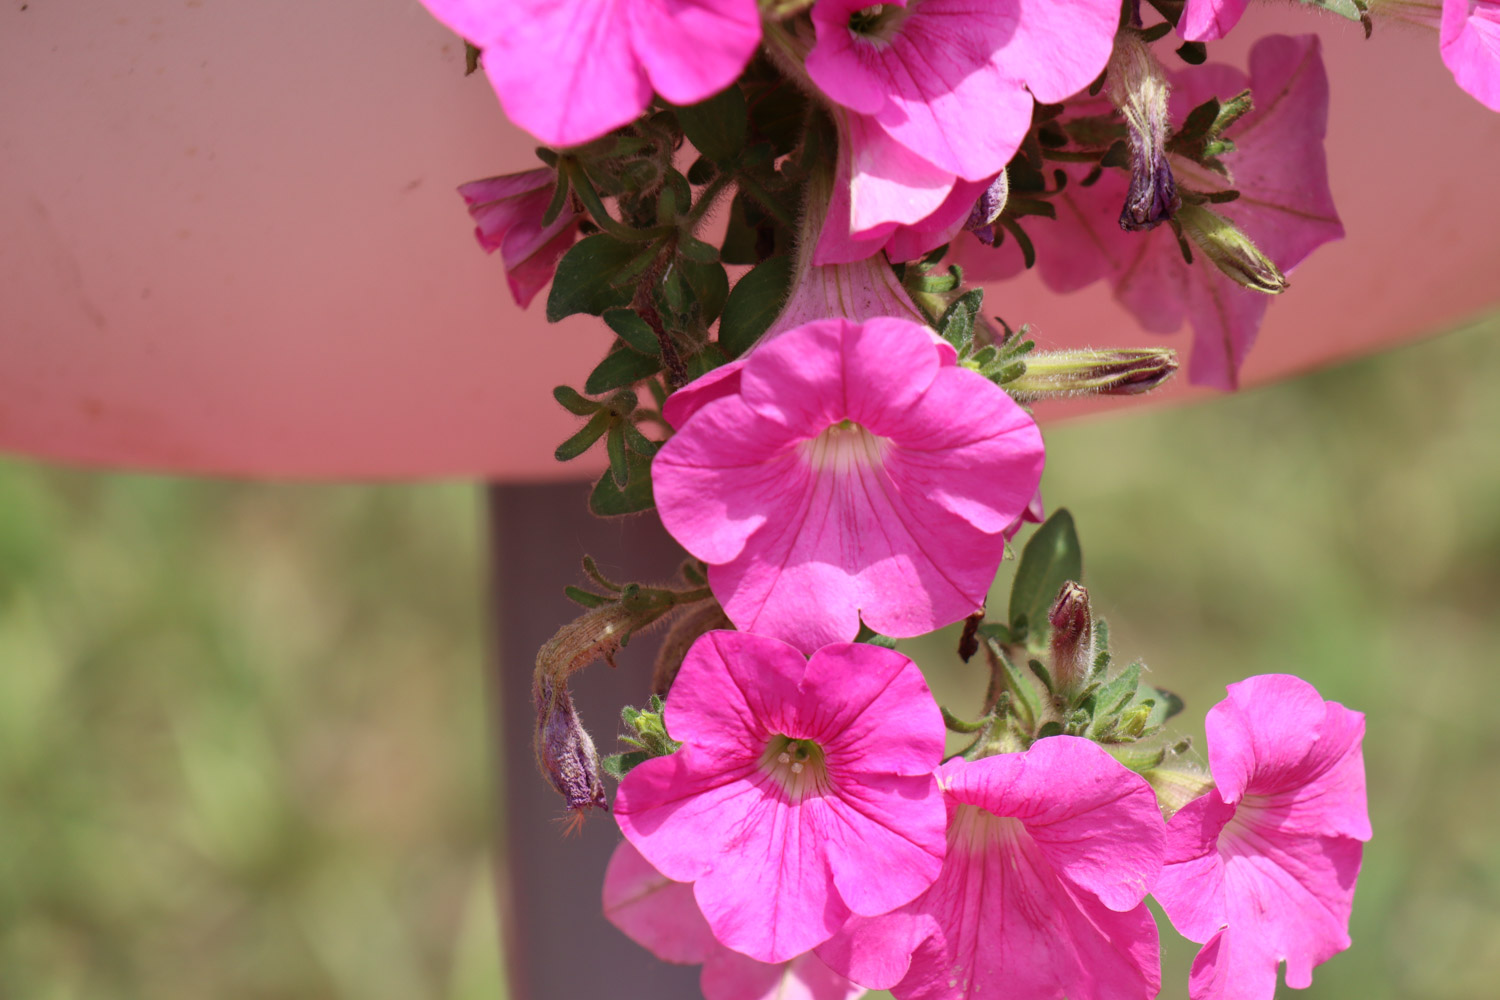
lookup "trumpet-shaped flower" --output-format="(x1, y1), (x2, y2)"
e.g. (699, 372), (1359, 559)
(614, 631), (948, 963)
(457, 169), (581, 308)
(418, 0), (761, 147)
(604, 840), (865, 1000)
(1152, 674), (1370, 1000)
(652, 317), (1044, 653)
(802, 0), (1118, 260)
(959, 34), (1342, 388)
(817, 737), (1166, 1000)
(1442, 0), (1500, 111)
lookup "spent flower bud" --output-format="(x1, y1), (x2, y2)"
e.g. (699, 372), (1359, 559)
(1106, 29), (1180, 232)
(1003, 348), (1178, 401)
(1176, 202), (1289, 294)
(1048, 581), (1095, 696)
(963, 172), (1011, 245)
(534, 675), (608, 817)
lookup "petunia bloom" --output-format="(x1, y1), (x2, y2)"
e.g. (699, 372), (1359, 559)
(1442, 0), (1500, 111)
(959, 33), (1342, 388)
(614, 631), (948, 963)
(1152, 674), (1371, 1000)
(817, 736), (1166, 1000)
(603, 840), (865, 1000)
(652, 317), (1044, 653)
(417, 0), (762, 147)
(799, 0), (1118, 262)
(457, 169), (581, 308)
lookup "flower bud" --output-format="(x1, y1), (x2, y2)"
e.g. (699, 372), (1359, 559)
(1106, 29), (1180, 232)
(963, 172), (1010, 245)
(534, 675), (608, 818)
(1048, 581), (1095, 695)
(1003, 348), (1178, 401)
(1176, 202), (1289, 294)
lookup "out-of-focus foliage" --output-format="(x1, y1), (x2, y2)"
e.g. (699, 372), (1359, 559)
(1, 315), (1497, 999)
(0, 480), (502, 1000)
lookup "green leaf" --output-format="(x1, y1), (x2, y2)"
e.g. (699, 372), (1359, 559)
(603, 309), (661, 356)
(606, 422), (630, 486)
(1137, 683), (1185, 728)
(589, 451), (655, 516)
(675, 85), (749, 164)
(601, 751), (650, 780)
(854, 623), (898, 648)
(937, 288), (985, 350)
(585, 346), (662, 395)
(680, 257), (729, 325)
(1009, 508), (1083, 641)
(1090, 661), (1142, 720)
(1294, 0), (1365, 22)
(563, 585), (608, 608)
(546, 233), (640, 321)
(552, 385), (598, 416)
(719, 193), (766, 266)
(554, 410), (610, 462)
(719, 254), (792, 357)
(621, 420), (661, 458)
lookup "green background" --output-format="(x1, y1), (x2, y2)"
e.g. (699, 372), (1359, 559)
(2, 318), (1497, 999)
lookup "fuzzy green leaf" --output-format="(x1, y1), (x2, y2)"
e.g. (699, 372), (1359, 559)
(603, 309), (662, 356)
(546, 233), (640, 322)
(1009, 508), (1083, 642)
(554, 410), (611, 462)
(676, 85), (749, 164)
(719, 254), (792, 357)
(585, 346), (662, 396)
(589, 451), (655, 516)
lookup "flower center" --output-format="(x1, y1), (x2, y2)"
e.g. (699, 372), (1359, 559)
(847, 4), (909, 45)
(949, 804), (1027, 854)
(800, 419), (888, 474)
(760, 734), (830, 801)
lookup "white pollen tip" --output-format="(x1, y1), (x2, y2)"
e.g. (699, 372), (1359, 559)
(777, 752), (791, 764)
(791, 761), (804, 773)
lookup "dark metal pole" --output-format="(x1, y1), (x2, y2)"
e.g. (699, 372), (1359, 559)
(485, 482), (701, 999)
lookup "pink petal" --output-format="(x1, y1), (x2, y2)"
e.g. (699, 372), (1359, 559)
(456, 169), (553, 208)
(1179, 0), (1251, 43)
(944, 738), (1164, 911)
(883, 177), (995, 264)
(998, 0), (1120, 103)
(602, 840), (718, 964)
(502, 216), (580, 309)
(690, 794), (850, 963)
(481, 0), (653, 147)
(661, 360), (746, 429)
(626, 0), (762, 107)
(613, 749), (768, 882)
(846, 113), (957, 234)
(1152, 790), (1236, 942)
(702, 948), (865, 1000)
(662, 630), (808, 756)
(800, 643), (946, 776)
(1442, 0), (1500, 112)
(1206, 674), (1370, 840)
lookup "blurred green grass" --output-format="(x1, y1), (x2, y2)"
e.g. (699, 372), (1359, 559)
(1, 316), (1497, 999)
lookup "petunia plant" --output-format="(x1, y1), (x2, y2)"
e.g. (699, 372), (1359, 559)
(397, 0), (1486, 995)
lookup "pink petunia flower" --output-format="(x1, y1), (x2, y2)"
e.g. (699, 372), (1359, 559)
(613, 631), (949, 963)
(652, 317), (1044, 653)
(457, 169), (582, 309)
(603, 840), (865, 1000)
(817, 736), (1166, 1000)
(959, 33), (1342, 389)
(1152, 674), (1371, 1000)
(1442, 0), (1500, 111)
(417, 0), (762, 147)
(799, 0), (1118, 262)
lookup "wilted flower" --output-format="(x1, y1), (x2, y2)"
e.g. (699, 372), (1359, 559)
(457, 169), (581, 308)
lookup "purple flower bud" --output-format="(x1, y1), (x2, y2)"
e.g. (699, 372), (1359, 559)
(1106, 30), (1181, 232)
(534, 676), (608, 817)
(964, 173), (1010, 233)
(1048, 581), (1095, 694)
(1003, 347), (1179, 401)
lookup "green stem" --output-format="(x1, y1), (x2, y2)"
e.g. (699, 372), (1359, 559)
(684, 173), (735, 229)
